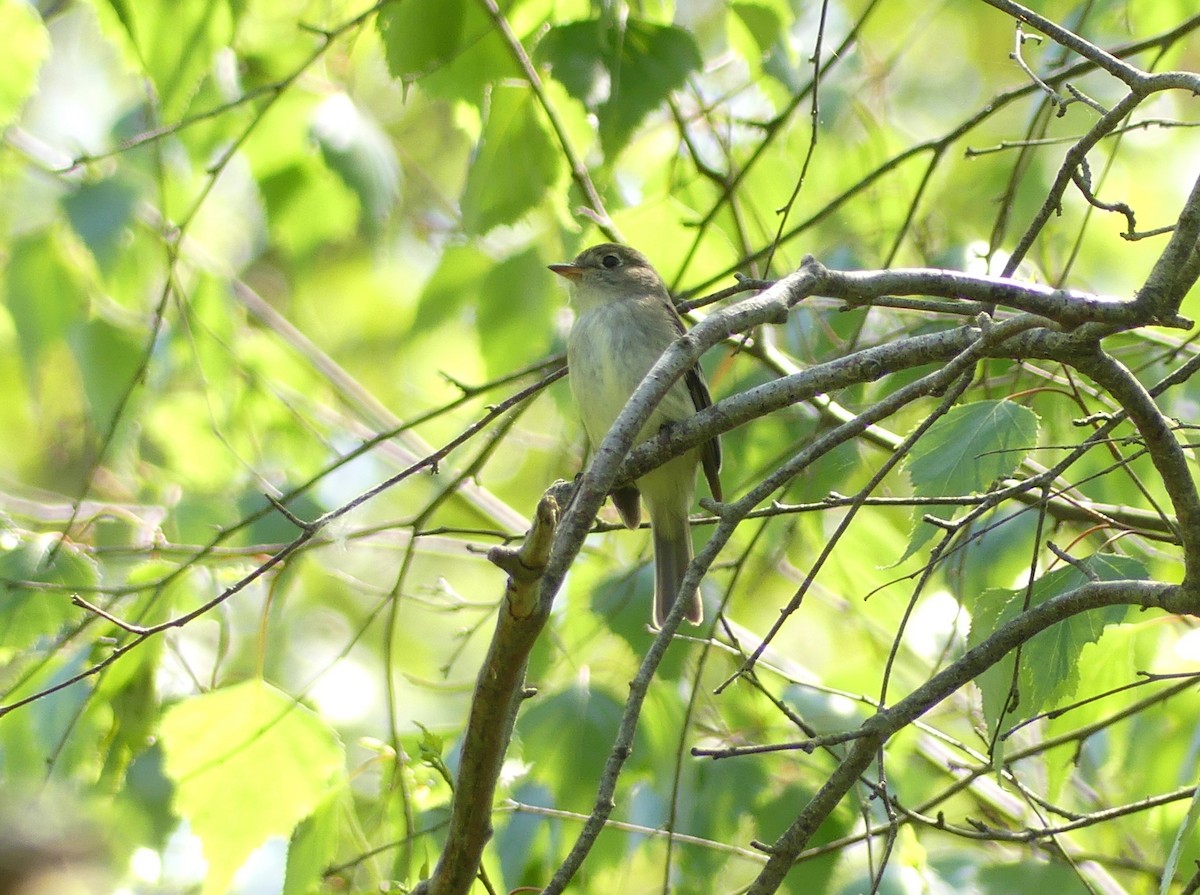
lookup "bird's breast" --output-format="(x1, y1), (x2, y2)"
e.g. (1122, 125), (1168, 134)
(567, 301), (693, 446)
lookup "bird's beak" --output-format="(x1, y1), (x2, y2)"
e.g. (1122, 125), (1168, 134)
(548, 262), (583, 281)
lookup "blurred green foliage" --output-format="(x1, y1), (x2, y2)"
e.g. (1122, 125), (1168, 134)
(0, 0), (1199, 893)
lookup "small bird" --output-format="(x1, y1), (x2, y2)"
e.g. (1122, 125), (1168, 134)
(549, 243), (722, 626)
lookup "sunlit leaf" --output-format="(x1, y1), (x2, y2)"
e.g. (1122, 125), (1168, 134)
(376, 0), (519, 106)
(283, 790), (345, 895)
(415, 244), (493, 332)
(968, 553), (1144, 738)
(311, 93), (402, 232)
(104, 0), (234, 119)
(476, 248), (555, 376)
(0, 0), (50, 129)
(3, 231), (89, 381)
(906, 399), (1039, 496)
(461, 84), (560, 235)
(68, 316), (145, 431)
(898, 399), (1039, 563)
(730, 1), (789, 56)
(160, 680), (344, 895)
(1161, 779), (1200, 895)
(257, 159), (359, 257)
(0, 532), (98, 651)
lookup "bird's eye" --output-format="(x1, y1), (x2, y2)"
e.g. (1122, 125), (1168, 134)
(601, 253), (622, 269)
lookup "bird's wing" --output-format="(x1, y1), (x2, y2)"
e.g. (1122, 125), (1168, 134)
(685, 364), (723, 502)
(665, 296), (723, 502)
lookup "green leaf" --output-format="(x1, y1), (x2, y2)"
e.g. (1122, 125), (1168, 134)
(476, 249), (554, 376)
(311, 93), (402, 232)
(899, 399), (1039, 563)
(496, 781), (556, 885)
(244, 91), (359, 254)
(598, 20), (701, 158)
(283, 790), (345, 895)
(122, 742), (177, 848)
(67, 316), (145, 431)
(0, 0), (50, 129)
(0, 532), (99, 652)
(376, 0), (519, 106)
(415, 244), (493, 332)
(731, 1), (789, 55)
(728, 0), (800, 90)
(376, 0), (468, 81)
(97, 641), (159, 784)
(3, 231), (90, 382)
(159, 680), (345, 895)
(1161, 778), (1200, 895)
(93, 565), (183, 787)
(103, 0), (137, 38)
(537, 18), (702, 157)
(977, 860), (1093, 895)
(968, 553), (1143, 737)
(534, 20), (603, 101)
(907, 399), (1039, 496)
(61, 177), (140, 272)
(516, 681), (627, 809)
(1, 646), (95, 777)
(107, 0), (234, 119)
(258, 160), (359, 257)
(461, 84), (560, 235)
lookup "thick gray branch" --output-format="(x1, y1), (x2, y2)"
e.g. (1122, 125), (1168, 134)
(415, 493), (562, 895)
(1139, 167), (1200, 318)
(1072, 349), (1200, 589)
(623, 325), (978, 483)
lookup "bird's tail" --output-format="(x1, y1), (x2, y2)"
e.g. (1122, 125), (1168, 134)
(653, 522), (702, 628)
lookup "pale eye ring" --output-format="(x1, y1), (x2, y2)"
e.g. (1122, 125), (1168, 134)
(601, 253), (621, 269)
